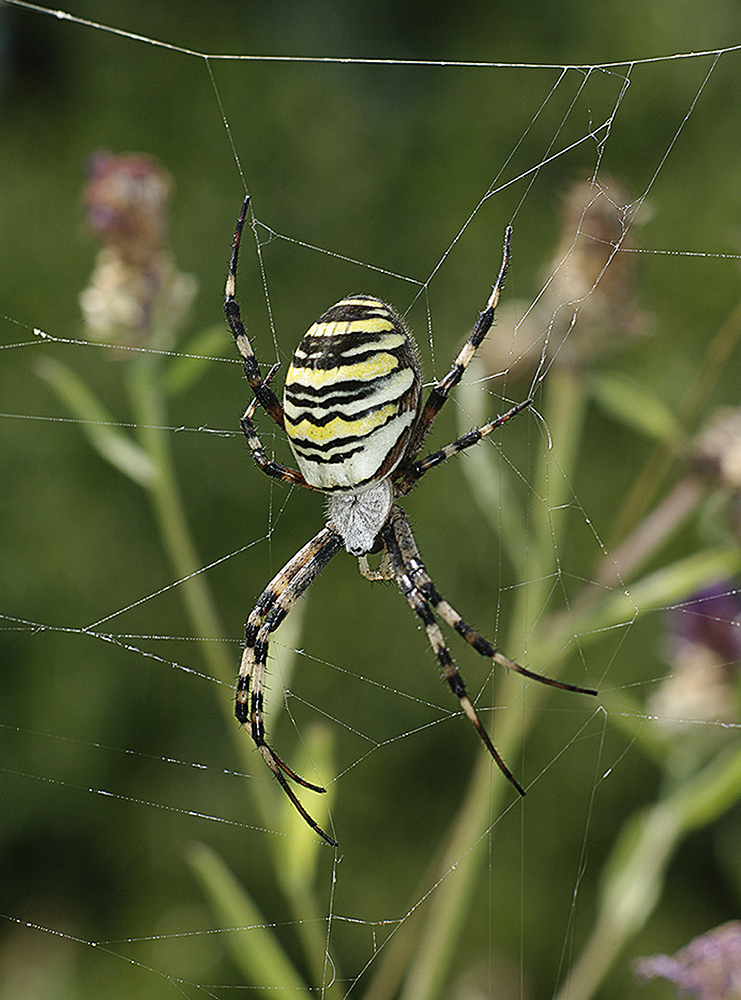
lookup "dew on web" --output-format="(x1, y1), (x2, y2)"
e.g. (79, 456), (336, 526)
(2, 4), (741, 997)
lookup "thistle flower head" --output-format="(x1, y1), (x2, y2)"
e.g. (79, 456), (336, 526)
(80, 152), (196, 347)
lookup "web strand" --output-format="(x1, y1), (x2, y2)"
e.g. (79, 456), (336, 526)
(2, 6), (740, 998)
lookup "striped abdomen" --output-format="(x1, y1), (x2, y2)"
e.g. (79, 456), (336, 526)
(284, 296), (422, 491)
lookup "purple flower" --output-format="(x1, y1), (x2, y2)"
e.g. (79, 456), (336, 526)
(670, 582), (741, 667)
(650, 581), (741, 728)
(634, 922), (741, 999)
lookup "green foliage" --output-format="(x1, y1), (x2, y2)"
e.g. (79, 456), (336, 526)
(3, 2), (741, 999)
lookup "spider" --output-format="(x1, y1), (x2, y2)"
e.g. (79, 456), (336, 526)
(225, 195), (597, 846)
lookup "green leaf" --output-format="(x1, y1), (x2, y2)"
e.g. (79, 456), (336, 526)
(590, 372), (682, 442)
(37, 356), (153, 486)
(456, 372), (530, 579)
(559, 743), (741, 1000)
(187, 841), (314, 999)
(275, 722), (336, 882)
(601, 545), (741, 630)
(557, 546), (741, 655)
(163, 324), (236, 396)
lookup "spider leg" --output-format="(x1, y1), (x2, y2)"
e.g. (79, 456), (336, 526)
(409, 397), (533, 484)
(239, 403), (316, 488)
(225, 195), (286, 428)
(381, 507), (525, 796)
(357, 549), (394, 581)
(237, 525), (343, 845)
(390, 512), (598, 698)
(243, 360), (280, 422)
(226, 200), (316, 489)
(404, 226), (513, 466)
(382, 507), (597, 794)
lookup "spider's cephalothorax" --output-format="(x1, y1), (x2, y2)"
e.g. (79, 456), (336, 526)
(224, 195), (597, 846)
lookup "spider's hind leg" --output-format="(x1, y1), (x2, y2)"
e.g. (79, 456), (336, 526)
(387, 507), (597, 698)
(238, 525), (343, 845)
(381, 506), (597, 796)
(381, 507), (525, 796)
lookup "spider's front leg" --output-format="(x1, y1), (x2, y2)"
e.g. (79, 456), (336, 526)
(225, 195), (285, 427)
(403, 225), (513, 468)
(391, 510), (598, 699)
(237, 526), (343, 846)
(225, 196), (316, 489)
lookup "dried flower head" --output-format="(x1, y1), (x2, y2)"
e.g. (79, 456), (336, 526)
(80, 151), (196, 347)
(691, 407), (741, 493)
(479, 176), (649, 380)
(689, 407), (741, 542)
(545, 177), (646, 364)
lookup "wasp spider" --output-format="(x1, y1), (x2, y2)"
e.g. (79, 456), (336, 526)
(225, 196), (597, 845)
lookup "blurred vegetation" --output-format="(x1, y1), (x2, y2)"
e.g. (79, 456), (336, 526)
(2, 1), (741, 998)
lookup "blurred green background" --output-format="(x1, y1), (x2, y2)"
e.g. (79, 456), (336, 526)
(2, 2), (741, 998)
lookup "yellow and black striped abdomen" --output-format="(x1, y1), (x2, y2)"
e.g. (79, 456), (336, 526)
(284, 296), (422, 491)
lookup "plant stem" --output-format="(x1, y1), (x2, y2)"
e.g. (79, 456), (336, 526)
(128, 353), (233, 686)
(127, 352), (338, 989)
(392, 367), (590, 1000)
(553, 742), (741, 1000)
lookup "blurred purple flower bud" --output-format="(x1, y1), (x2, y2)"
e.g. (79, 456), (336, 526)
(670, 582), (741, 666)
(635, 921), (741, 999)
(650, 581), (741, 737)
(80, 151), (196, 346)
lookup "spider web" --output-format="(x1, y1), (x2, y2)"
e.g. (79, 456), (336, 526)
(2, 4), (741, 998)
